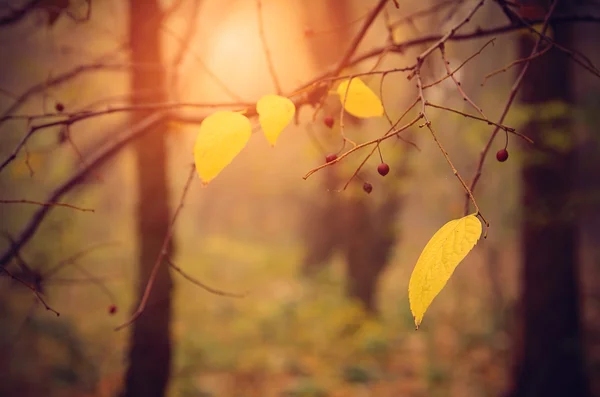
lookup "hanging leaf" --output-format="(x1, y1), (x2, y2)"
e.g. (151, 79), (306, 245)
(194, 111), (252, 185)
(256, 94), (296, 146)
(336, 77), (384, 118)
(408, 214), (482, 329)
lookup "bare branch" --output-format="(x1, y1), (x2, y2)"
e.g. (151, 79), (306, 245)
(465, 0), (558, 215)
(333, 0), (389, 75)
(256, 0), (282, 94)
(0, 199), (94, 212)
(168, 259), (246, 298)
(0, 112), (168, 269)
(115, 164), (196, 331)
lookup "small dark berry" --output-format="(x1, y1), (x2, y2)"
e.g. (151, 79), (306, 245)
(363, 182), (373, 194)
(377, 162), (390, 176)
(108, 304), (117, 315)
(55, 102), (64, 112)
(325, 154), (337, 163)
(496, 149), (509, 162)
(324, 116), (334, 129)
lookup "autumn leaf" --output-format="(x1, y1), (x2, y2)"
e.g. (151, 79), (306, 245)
(194, 111), (252, 185)
(408, 214), (482, 329)
(336, 77), (384, 118)
(256, 94), (295, 146)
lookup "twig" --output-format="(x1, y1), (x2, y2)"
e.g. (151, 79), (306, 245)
(481, 42), (553, 86)
(161, 0), (186, 22)
(161, 25), (245, 102)
(44, 241), (120, 278)
(304, 114), (422, 180)
(423, 38), (496, 89)
(339, 77), (357, 148)
(115, 164), (196, 331)
(256, 0), (282, 94)
(439, 42), (486, 118)
(170, 0), (201, 100)
(340, 98), (421, 190)
(0, 101), (252, 174)
(350, 15), (600, 72)
(2, 8), (598, 271)
(63, 127), (104, 182)
(464, 0), (558, 215)
(415, 0), (485, 64)
(0, 199), (95, 212)
(425, 102), (532, 142)
(2, 267), (59, 316)
(333, 0), (389, 75)
(168, 259), (246, 298)
(416, 67), (488, 231)
(0, 112), (167, 270)
(390, 0), (458, 30)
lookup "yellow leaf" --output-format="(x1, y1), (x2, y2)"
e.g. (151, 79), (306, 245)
(408, 214), (482, 329)
(194, 111), (251, 185)
(336, 77), (384, 118)
(256, 94), (295, 146)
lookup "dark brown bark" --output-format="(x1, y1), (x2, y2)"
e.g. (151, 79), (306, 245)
(509, 7), (590, 397)
(121, 2), (173, 397)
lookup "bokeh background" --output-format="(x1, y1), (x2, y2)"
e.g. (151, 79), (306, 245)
(1, 1), (599, 396)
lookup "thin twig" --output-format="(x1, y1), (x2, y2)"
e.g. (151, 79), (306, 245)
(115, 164), (196, 331)
(304, 114), (422, 180)
(340, 99), (421, 190)
(439, 42), (486, 118)
(168, 259), (246, 298)
(464, 0), (558, 215)
(0, 199), (95, 212)
(423, 38), (496, 89)
(415, 0), (485, 64)
(2, 267), (59, 316)
(333, 0), (389, 75)
(416, 68), (488, 231)
(44, 241), (120, 278)
(481, 43), (553, 86)
(426, 102), (533, 142)
(0, 112), (167, 270)
(256, 0), (282, 94)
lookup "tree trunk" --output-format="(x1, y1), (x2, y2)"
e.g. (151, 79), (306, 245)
(509, 7), (590, 396)
(299, 0), (352, 278)
(299, 2), (408, 313)
(121, 2), (173, 397)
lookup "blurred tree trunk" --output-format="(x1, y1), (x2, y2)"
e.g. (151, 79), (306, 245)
(300, 1), (405, 313)
(299, 0), (351, 278)
(570, 3), (600, 395)
(509, 3), (590, 396)
(120, 2), (173, 397)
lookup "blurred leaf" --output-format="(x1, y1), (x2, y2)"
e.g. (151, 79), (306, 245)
(257, 94), (296, 146)
(408, 214), (482, 328)
(194, 111), (252, 184)
(336, 77), (384, 118)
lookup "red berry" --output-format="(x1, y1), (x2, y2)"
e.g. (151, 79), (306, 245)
(496, 149), (509, 162)
(108, 304), (117, 315)
(363, 182), (373, 194)
(377, 163), (390, 176)
(324, 116), (334, 129)
(325, 154), (337, 163)
(55, 102), (64, 112)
